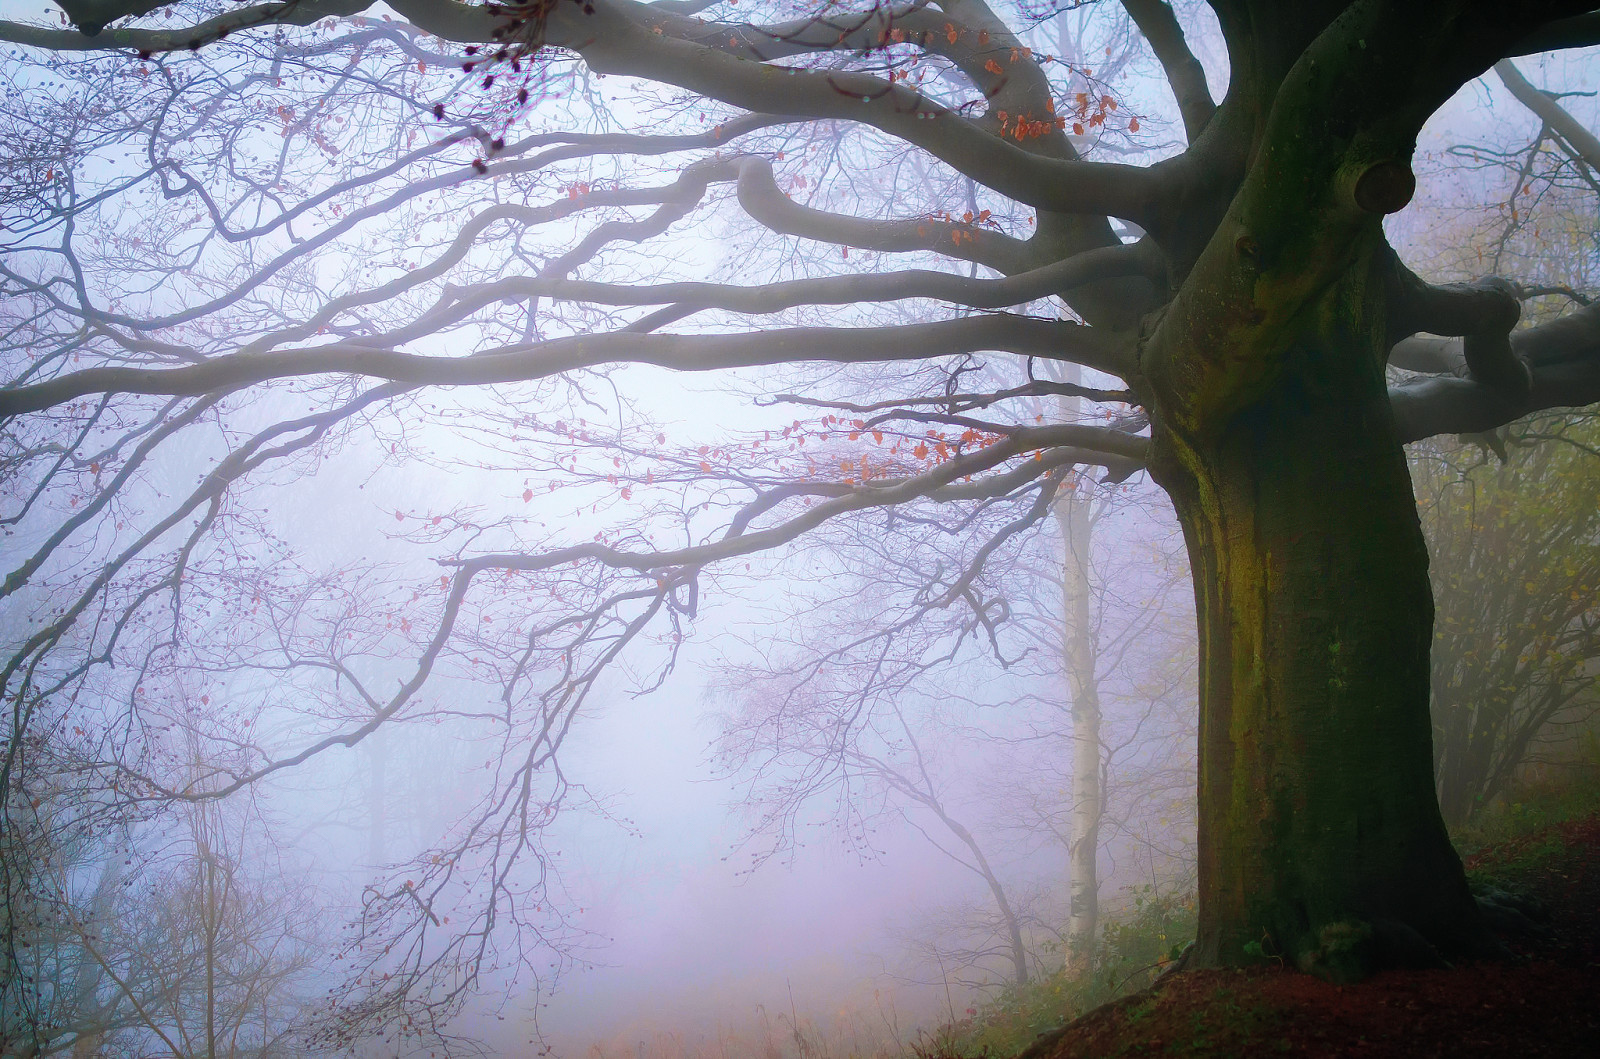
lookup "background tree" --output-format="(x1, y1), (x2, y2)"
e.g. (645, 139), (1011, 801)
(1391, 55), (1600, 827)
(1, 750), (322, 1058)
(707, 343), (1195, 993)
(1414, 413), (1600, 827)
(3, 6), (1600, 1043)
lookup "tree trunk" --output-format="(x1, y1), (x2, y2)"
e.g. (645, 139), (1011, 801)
(367, 725), (387, 869)
(1432, 683), (1495, 829)
(1146, 257), (1491, 981)
(1055, 466), (1100, 977)
(934, 808), (1031, 986)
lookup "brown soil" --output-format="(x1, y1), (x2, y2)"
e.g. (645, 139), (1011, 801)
(1017, 815), (1600, 1058)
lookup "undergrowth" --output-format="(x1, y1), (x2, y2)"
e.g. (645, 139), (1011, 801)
(909, 750), (1600, 1059)
(1451, 736), (1600, 860)
(908, 886), (1197, 1059)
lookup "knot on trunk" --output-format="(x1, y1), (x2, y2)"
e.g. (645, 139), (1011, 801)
(1352, 161), (1416, 215)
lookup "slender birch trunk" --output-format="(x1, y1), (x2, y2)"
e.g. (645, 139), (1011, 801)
(367, 725), (387, 869)
(1054, 372), (1102, 975)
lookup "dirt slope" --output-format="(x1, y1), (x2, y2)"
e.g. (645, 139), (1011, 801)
(1015, 816), (1600, 1058)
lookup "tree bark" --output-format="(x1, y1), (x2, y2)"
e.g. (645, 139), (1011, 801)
(1146, 253), (1493, 980)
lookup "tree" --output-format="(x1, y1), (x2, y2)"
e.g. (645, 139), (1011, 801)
(1414, 414), (1600, 827)
(1390, 62), (1600, 822)
(1, 754), (322, 1058)
(4, 4), (1600, 1027)
(719, 674), (1040, 989)
(708, 354), (1193, 993)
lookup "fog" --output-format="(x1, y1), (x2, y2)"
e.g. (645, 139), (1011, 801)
(2, 2), (1597, 1058)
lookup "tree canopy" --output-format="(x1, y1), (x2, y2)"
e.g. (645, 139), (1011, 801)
(3, 0), (1600, 1050)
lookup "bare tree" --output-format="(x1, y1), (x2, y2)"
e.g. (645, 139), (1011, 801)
(710, 447), (1193, 992)
(2, 8), (1600, 1035)
(2, 759), (322, 1058)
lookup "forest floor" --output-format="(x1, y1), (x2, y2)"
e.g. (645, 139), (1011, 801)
(1003, 812), (1600, 1058)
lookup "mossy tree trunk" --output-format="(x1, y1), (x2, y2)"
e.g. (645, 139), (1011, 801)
(1147, 269), (1486, 975)
(1133, 3), (1519, 971)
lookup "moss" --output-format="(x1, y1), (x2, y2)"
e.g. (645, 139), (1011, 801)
(1293, 921), (1375, 985)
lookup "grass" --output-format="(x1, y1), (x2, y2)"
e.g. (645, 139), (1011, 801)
(1455, 774), (1600, 851)
(1455, 741), (1600, 887)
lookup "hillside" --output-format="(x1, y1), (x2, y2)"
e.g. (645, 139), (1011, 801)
(1001, 813), (1600, 1058)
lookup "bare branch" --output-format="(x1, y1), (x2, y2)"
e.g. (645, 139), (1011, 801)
(1392, 300), (1600, 441)
(0, 315), (1133, 416)
(1121, 0), (1215, 141)
(1496, 59), (1600, 172)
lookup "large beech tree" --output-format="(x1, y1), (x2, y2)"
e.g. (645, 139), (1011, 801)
(4, 0), (1600, 1038)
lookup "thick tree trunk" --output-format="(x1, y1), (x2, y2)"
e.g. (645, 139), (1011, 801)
(1146, 252), (1492, 981)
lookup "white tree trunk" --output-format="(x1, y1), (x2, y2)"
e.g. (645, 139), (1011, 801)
(367, 725), (387, 869)
(1055, 376), (1102, 975)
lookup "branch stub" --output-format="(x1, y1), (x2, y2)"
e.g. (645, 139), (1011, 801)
(1353, 161), (1416, 215)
